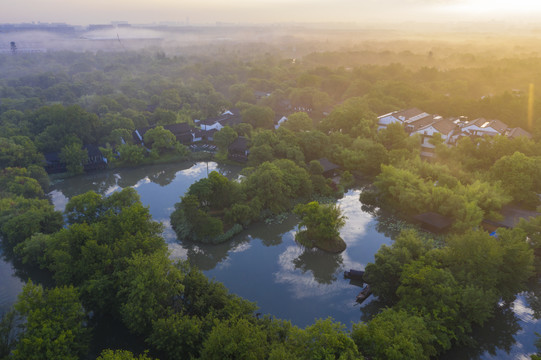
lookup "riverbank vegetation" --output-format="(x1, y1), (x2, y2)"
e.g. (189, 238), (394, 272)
(2, 31), (541, 359)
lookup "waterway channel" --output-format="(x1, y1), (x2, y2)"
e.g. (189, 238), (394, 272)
(1, 160), (540, 359)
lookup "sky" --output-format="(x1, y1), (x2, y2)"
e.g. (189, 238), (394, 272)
(3, 0), (541, 25)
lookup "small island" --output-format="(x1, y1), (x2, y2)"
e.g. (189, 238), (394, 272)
(294, 201), (347, 253)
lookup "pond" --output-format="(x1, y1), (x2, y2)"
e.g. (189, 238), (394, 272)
(1, 160), (540, 359)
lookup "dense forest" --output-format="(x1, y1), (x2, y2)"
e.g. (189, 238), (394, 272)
(2, 30), (541, 359)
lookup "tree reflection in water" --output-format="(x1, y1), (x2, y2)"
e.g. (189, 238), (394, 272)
(440, 303), (520, 359)
(292, 247), (344, 285)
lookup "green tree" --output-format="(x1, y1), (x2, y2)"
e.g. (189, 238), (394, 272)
(364, 230), (433, 304)
(143, 126), (177, 154)
(117, 250), (185, 334)
(200, 318), (268, 360)
(282, 112), (313, 132)
(0, 196), (63, 249)
(294, 201), (347, 252)
(117, 144), (145, 165)
(396, 262), (461, 351)
(490, 151), (541, 207)
(282, 318), (361, 360)
(97, 349), (155, 360)
(244, 162), (289, 214)
(242, 105), (275, 129)
(351, 308), (436, 360)
(60, 142), (88, 175)
(11, 282), (89, 360)
(214, 126), (238, 154)
(0, 137), (44, 169)
(148, 313), (205, 360)
(0, 310), (16, 359)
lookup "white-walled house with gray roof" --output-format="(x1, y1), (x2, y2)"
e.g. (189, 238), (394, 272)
(377, 107), (430, 130)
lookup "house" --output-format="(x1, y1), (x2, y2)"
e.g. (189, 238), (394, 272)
(274, 115), (288, 129)
(198, 109), (243, 132)
(228, 136), (250, 162)
(414, 118), (457, 158)
(132, 123), (193, 146)
(205, 129), (218, 142)
(43, 152), (66, 174)
(163, 123), (192, 144)
(461, 118), (508, 137)
(506, 127), (533, 139)
(404, 114), (439, 133)
(192, 129), (204, 142)
(317, 158), (340, 178)
(83, 144), (107, 171)
(377, 108), (430, 130)
(44, 145), (107, 174)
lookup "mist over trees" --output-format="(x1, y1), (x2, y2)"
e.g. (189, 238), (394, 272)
(2, 25), (541, 359)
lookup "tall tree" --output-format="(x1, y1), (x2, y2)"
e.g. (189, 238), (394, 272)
(11, 282), (89, 360)
(60, 143), (87, 175)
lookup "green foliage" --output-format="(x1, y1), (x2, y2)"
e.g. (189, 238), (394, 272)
(214, 126), (238, 154)
(60, 142), (88, 175)
(96, 349), (155, 360)
(148, 313), (206, 360)
(13, 233), (51, 265)
(117, 249), (185, 334)
(0, 196), (63, 249)
(144, 126), (177, 154)
(373, 162), (511, 232)
(0, 167), (44, 199)
(0, 137), (44, 170)
(320, 97), (376, 138)
(11, 282), (89, 360)
(242, 105), (275, 129)
(294, 201), (346, 252)
(282, 112), (313, 132)
(117, 144), (145, 165)
(490, 151), (541, 207)
(200, 318), (268, 360)
(352, 308), (436, 360)
(364, 230), (433, 303)
(0, 310), (16, 359)
(43, 188), (166, 311)
(281, 318), (361, 360)
(396, 262), (461, 350)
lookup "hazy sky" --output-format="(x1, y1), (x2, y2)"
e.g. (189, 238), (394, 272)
(4, 0), (541, 25)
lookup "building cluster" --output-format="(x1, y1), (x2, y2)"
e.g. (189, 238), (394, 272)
(44, 109), (247, 173)
(377, 108), (532, 157)
(132, 109), (242, 146)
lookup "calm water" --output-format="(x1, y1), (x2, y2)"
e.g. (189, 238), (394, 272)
(2, 161), (541, 359)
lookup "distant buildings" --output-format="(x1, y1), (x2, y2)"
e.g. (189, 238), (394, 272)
(377, 108), (532, 158)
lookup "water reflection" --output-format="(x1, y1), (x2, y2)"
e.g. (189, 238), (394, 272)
(180, 236), (251, 271)
(441, 303), (522, 360)
(0, 253), (24, 314)
(275, 245), (351, 299)
(292, 247), (344, 284)
(525, 279), (541, 320)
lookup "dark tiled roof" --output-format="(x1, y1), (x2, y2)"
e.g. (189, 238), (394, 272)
(406, 115), (437, 132)
(431, 118), (457, 135)
(318, 157), (340, 173)
(163, 122), (191, 135)
(507, 127), (533, 139)
(229, 136), (249, 152)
